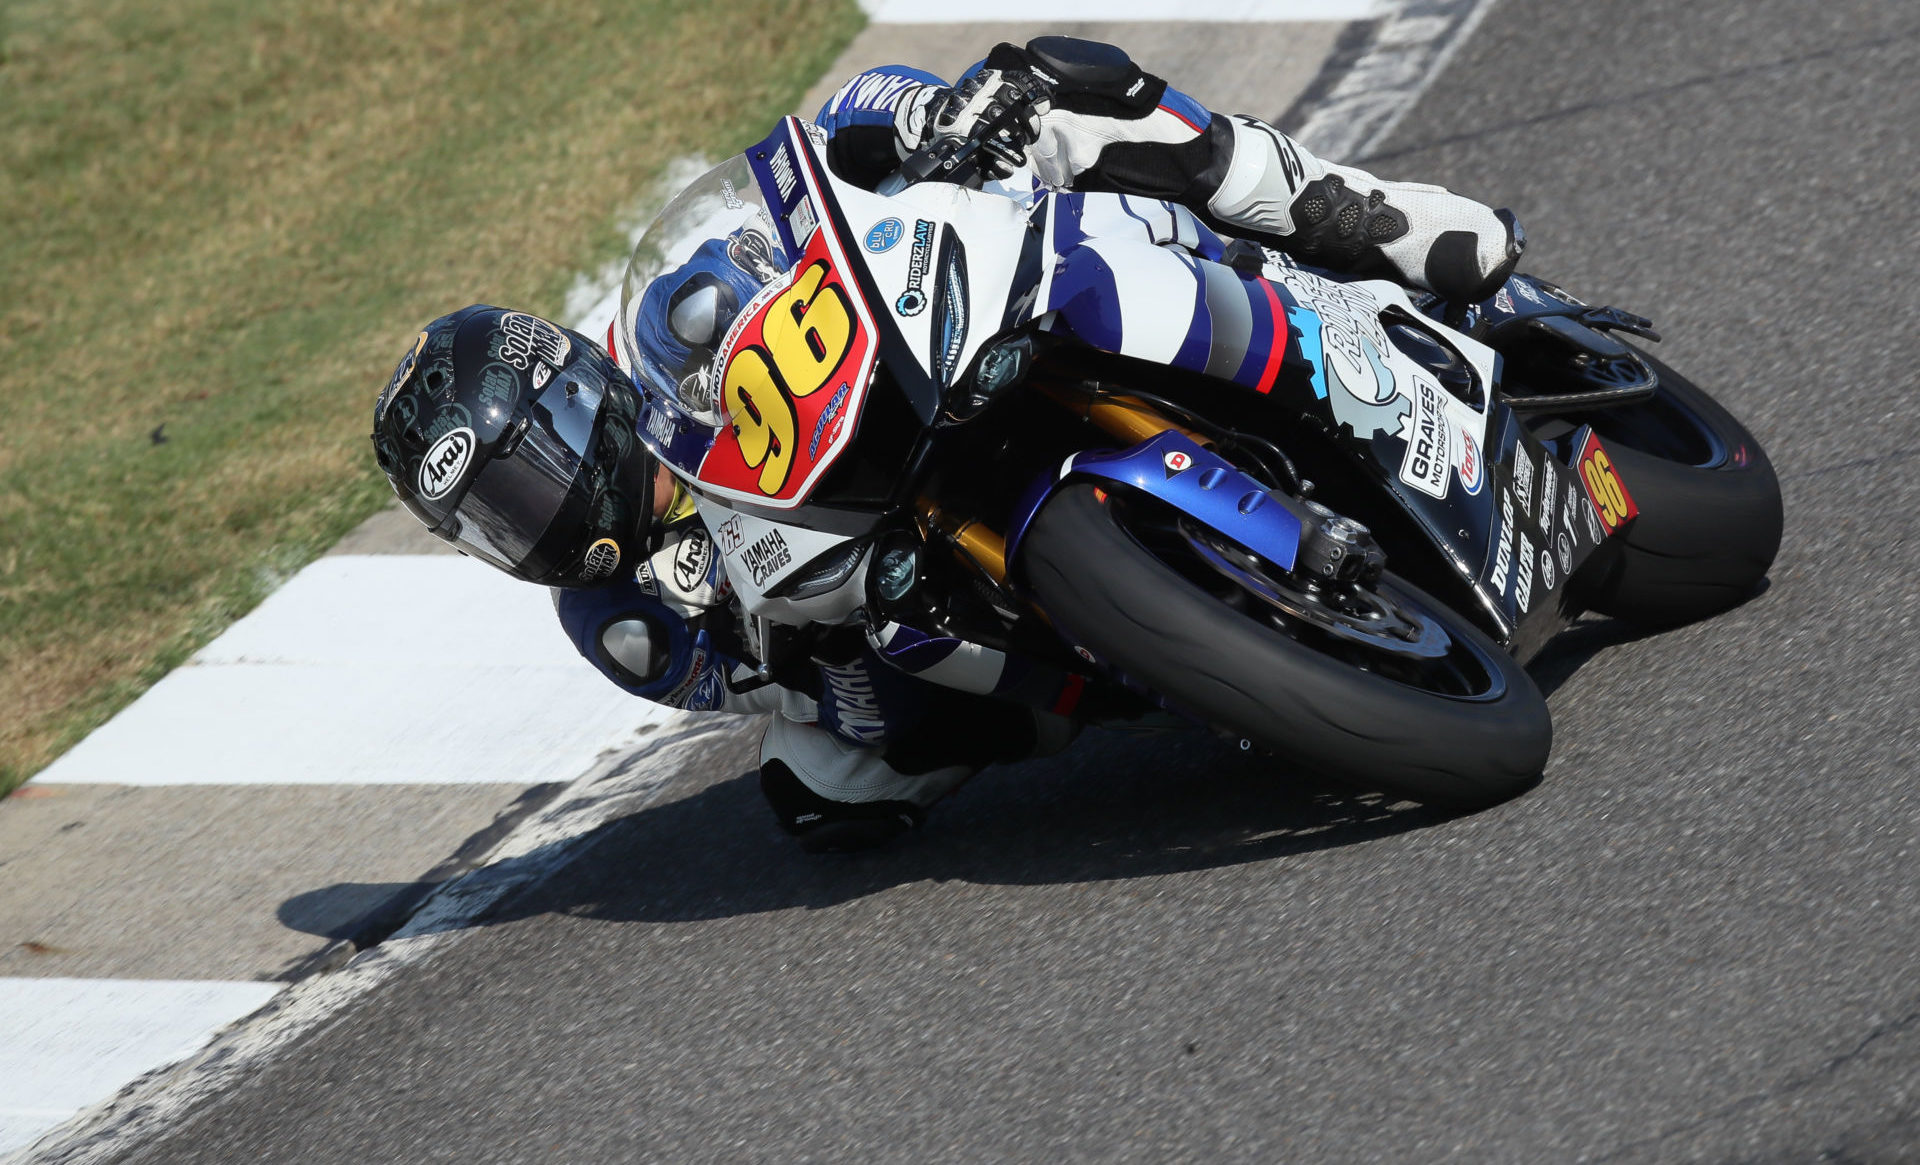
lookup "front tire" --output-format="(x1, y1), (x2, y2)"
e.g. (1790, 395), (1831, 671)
(1023, 485), (1551, 807)
(1576, 352), (1783, 627)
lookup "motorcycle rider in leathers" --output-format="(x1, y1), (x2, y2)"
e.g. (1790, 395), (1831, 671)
(371, 37), (1524, 852)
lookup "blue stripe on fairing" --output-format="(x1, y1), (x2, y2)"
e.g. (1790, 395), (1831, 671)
(1286, 300), (1329, 400)
(1045, 247), (1124, 352)
(1230, 274), (1281, 389)
(1116, 195), (1157, 239)
(1051, 194), (1088, 253)
(1158, 86), (1213, 133)
(1171, 252), (1214, 373)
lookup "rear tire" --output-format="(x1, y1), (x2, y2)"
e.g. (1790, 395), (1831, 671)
(1024, 485), (1551, 808)
(1577, 352), (1783, 627)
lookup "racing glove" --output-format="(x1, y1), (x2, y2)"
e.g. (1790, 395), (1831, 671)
(909, 67), (1051, 181)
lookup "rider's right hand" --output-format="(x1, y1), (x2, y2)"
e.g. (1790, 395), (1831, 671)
(918, 68), (1051, 181)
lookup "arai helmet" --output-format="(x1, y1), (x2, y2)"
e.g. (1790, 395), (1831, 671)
(371, 305), (657, 586)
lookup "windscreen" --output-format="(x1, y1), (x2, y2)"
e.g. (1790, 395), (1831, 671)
(619, 154), (792, 428)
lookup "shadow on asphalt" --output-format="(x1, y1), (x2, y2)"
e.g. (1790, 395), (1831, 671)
(282, 730), (1463, 934)
(282, 608), (1688, 938)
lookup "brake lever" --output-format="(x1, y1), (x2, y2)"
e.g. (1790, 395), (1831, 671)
(875, 84), (1046, 197)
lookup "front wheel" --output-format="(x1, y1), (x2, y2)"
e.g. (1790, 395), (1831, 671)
(1023, 485), (1551, 808)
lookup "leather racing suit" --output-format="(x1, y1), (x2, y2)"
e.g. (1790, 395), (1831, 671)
(557, 37), (1522, 850)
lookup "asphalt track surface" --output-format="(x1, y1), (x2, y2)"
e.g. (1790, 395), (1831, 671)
(105, 2), (1920, 1160)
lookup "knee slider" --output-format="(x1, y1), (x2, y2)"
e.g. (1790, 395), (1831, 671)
(759, 760), (923, 852)
(1288, 174), (1409, 268)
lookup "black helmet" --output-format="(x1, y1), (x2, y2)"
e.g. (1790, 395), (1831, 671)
(371, 305), (658, 586)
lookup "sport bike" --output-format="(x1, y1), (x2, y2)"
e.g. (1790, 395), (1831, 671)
(604, 113), (1782, 806)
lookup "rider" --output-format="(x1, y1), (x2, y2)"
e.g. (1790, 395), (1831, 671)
(372, 37), (1523, 852)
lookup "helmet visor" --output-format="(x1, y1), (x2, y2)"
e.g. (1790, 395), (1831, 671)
(438, 368), (608, 574)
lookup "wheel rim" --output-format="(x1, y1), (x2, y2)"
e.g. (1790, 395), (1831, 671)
(1108, 494), (1512, 703)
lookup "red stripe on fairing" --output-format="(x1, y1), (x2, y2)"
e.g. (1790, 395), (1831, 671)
(1159, 104), (1205, 133)
(1254, 279), (1286, 395)
(606, 321), (620, 366)
(1051, 673), (1087, 717)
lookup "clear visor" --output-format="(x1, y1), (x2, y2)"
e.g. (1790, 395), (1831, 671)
(442, 369), (607, 573)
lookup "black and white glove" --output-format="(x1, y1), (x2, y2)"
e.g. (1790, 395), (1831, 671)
(914, 68), (1051, 181)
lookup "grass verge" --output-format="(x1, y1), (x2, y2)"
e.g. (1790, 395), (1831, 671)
(0, 0), (863, 794)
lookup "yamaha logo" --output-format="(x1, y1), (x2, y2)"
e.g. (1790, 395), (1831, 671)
(417, 427), (476, 501)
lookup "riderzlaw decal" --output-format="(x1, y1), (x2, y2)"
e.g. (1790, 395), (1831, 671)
(896, 219), (935, 317)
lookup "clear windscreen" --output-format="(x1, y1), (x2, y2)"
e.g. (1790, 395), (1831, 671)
(619, 154), (792, 430)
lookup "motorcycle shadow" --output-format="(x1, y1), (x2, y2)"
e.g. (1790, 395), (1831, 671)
(448, 730), (1456, 931)
(281, 730), (1465, 943)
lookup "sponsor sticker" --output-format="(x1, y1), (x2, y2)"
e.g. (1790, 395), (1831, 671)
(531, 362), (554, 390)
(895, 219), (935, 317)
(491, 312), (571, 372)
(1578, 431), (1639, 533)
(580, 537), (622, 584)
(787, 196), (818, 246)
(1163, 449), (1194, 476)
(672, 528), (714, 592)
(1493, 488), (1516, 597)
(741, 529), (792, 586)
(1398, 378), (1452, 499)
(380, 332), (427, 407)
(417, 426), (475, 500)
(1539, 546), (1557, 590)
(1457, 428), (1484, 495)
(809, 381), (851, 460)
(1556, 530), (1573, 575)
(1538, 458), (1558, 543)
(1515, 533), (1537, 613)
(476, 363), (518, 410)
(1511, 446), (1536, 518)
(865, 217), (904, 253)
(769, 144), (798, 201)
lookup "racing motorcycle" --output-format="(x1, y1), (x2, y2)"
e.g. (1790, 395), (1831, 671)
(604, 111), (1782, 807)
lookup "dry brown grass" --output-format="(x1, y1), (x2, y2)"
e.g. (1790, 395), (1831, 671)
(0, 0), (863, 791)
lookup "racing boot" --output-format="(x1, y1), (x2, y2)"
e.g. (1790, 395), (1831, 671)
(1205, 113), (1524, 304)
(758, 700), (1074, 853)
(758, 714), (973, 853)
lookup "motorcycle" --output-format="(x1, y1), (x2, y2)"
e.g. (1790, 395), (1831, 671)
(602, 110), (1782, 807)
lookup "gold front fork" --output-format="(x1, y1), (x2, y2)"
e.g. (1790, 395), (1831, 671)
(916, 384), (1199, 585)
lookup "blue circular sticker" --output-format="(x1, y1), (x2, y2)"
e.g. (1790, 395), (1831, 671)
(865, 217), (905, 253)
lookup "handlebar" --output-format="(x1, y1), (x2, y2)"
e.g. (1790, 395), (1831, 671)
(875, 81), (1048, 197)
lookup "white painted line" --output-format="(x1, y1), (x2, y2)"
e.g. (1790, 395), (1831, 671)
(16, 716), (750, 1165)
(1288, 0), (1498, 158)
(0, 979), (283, 1155)
(862, 0), (1386, 20)
(33, 556), (683, 786)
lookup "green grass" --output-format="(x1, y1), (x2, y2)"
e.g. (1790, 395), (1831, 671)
(0, 0), (863, 793)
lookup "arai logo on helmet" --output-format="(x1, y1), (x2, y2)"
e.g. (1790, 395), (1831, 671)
(417, 427), (476, 500)
(865, 218), (904, 253)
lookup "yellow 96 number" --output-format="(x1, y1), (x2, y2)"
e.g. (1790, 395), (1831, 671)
(1582, 447), (1631, 530)
(721, 259), (855, 495)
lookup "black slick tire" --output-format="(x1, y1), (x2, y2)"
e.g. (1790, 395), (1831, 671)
(1580, 353), (1783, 628)
(1023, 485), (1551, 808)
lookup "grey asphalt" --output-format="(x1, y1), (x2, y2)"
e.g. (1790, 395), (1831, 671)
(107, 1), (1920, 1161)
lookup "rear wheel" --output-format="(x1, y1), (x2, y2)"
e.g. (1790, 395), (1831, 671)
(1023, 485), (1551, 807)
(1572, 352), (1783, 626)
